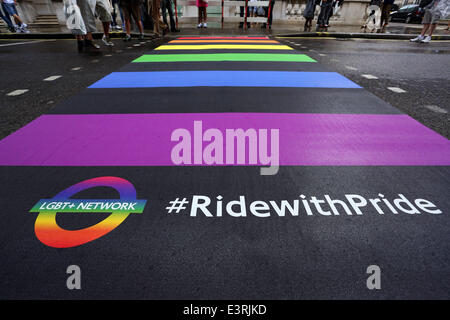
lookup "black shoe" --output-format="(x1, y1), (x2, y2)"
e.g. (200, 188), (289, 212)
(77, 40), (84, 53)
(171, 28), (180, 32)
(84, 39), (100, 50)
(239, 23), (243, 28)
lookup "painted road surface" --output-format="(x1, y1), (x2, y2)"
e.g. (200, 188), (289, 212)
(0, 36), (449, 299)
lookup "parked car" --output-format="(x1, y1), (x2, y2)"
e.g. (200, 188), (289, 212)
(389, 4), (424, 23)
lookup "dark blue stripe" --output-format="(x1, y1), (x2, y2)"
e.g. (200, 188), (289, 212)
(88, 71), (361, 89)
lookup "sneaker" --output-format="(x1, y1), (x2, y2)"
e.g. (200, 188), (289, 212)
(197, 23), (202, 28)
(410, 35), (424, 42)
(138, 34), (145, 41)
(123, 34), (132, 42)
(203, 23), (207, 28)
(421, 36), (431, 43)
(19, 23), (29, 32)
(84, 39), (100, 50)
(102, 35), (114, 46)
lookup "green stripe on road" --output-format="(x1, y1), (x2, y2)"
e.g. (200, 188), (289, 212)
(132, 53), (317, 63)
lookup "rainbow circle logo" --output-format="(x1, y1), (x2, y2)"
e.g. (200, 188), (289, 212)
(29, 176), (146, 248)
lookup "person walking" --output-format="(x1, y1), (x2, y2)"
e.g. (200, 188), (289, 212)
(410, 0), (445, 43)
(196, 0), (207, 28)
(0, 3), (15, 32)
(120, 0), (144, 41)
(316, 0), (333, 31)
(161, 0), (179, 32)
(378, 0), (394, 33)
(110, 0), (124, 30)
(303, 0), (317, 32)
(96, 0), (114, 46)
(1, 0), (29, 33)
(361, 0), (381, 32)
(75, 0), (101, 52)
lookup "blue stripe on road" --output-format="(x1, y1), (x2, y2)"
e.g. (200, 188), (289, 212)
(88, 71), (362, 89)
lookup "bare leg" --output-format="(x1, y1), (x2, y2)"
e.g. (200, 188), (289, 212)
(428, 23), (437, 37)
(421, 24), (430, 37)
(102, 21), (110, 37)
(12, 14), (23, 25)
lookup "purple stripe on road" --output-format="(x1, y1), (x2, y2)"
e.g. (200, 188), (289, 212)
(0, 113), (448, 166)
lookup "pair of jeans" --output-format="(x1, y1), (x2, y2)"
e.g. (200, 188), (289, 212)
(0, 5), (14, 29)
(317, 1), (332, 26)
(161, 0), (176, 30)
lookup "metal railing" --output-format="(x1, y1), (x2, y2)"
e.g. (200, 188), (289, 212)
(173, 0), (274, 29)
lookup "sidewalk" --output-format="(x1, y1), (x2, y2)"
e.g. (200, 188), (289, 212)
(1, 21), (449, 40)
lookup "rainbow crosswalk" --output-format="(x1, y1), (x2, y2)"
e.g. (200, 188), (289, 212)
(0, 36), (449, 299)
(0, 36), (448, 166)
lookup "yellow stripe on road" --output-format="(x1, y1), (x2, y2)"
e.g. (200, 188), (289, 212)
(155, 44), (294, 50)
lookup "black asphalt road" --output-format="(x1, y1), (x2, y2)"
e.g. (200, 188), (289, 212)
(0, 36), (449, 300)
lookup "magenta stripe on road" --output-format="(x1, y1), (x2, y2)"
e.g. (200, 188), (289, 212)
(0, 113), (448, 166)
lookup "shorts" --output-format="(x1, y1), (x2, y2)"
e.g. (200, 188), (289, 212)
(77, 0), (97, 33)
(422, 9), (440, 24)
(120, 0), (142, 22)
(96, 0), (112, 23)
(2, 3), (18, 16)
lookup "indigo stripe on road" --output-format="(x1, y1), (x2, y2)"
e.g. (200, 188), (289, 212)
(88, 71), (360, 89)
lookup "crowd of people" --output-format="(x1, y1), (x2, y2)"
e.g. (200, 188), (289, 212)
(0, 0), (29, 33)
(1, 0), (449, 47)
(64, 0), (179, 52)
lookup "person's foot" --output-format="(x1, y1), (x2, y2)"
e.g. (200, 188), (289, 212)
(421, 35), (432, 43)
(138, 34), (145, 41)
(102, 35), (114, 46)
(197, 23), (203, 28)
(123, 34), (132, 42)
(19, 25), (30, 33)
(410, 35), (424, 42)
(84, 39), (100, 50)
(171, 28), (180, 32)
(239, 23), (243, 28)
(203, 23), (207, 28)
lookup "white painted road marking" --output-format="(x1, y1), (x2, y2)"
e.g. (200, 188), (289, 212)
(345, 66), (358, 71)
(43, 75), (62, 81)
(361, 74), (379, 79)
(6, 89), (29, 96)
(387, 87), (407, 93)
(424, 105), (448, 114)
(0, 40), (55, 47)
(71, 67), (82, 71)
